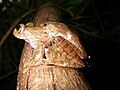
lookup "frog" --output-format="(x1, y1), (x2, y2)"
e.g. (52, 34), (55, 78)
(13, 21), (87, 73)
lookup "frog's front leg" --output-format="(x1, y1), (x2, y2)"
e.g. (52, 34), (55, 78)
(32, 44), (45, 66)
(23, 44), (46, 73)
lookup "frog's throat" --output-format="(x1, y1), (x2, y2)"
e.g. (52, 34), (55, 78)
(25, 40), (37, 49)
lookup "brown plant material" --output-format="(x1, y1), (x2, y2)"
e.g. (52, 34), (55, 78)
(27, 66), (90, 90)
(33, 3), (60, 26)
(16, 3), (91, 90)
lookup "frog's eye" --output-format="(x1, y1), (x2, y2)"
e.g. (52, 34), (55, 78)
(16, 24), (24, 34)
(16, 25), (20, 30)
(43, 23), (48, 27)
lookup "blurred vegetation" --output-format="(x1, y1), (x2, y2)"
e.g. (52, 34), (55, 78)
(0, 0), (120, 90)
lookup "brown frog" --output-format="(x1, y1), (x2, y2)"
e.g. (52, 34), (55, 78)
(13, 21), (87, 73)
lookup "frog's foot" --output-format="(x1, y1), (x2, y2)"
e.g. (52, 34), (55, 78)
(30, 59), (43, 67)
(23, 59), (42, 73)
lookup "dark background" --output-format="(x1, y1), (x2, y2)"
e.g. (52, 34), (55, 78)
(0, 0), (120, 90)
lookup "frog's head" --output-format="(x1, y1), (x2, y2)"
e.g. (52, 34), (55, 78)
(13, 24), (34, 39)
(13, 24), (40, 48)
